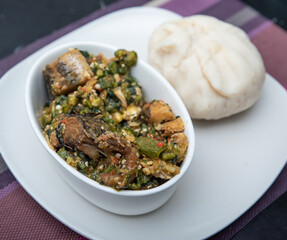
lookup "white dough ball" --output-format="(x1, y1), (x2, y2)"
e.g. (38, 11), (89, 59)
(148, 15), (266, 120)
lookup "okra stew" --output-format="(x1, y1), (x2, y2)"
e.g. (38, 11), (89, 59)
(41, 48), (188, 190)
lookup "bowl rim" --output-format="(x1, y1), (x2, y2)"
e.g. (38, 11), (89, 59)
(25, 41), (195, 197)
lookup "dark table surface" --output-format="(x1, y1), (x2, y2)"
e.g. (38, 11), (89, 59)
(0, 0), (287, 239)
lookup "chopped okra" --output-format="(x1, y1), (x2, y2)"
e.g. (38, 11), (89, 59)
(41, 48), (188, 191)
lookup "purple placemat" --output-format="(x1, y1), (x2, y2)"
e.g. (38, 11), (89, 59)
(1, 0), (287, 239)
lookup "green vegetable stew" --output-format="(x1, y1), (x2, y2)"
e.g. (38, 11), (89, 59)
(41, 48), (188, 190)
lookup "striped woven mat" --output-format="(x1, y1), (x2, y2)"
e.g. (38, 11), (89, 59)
(0, 0), (286, 239)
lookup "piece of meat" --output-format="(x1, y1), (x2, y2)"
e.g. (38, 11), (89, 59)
(79, 115), (109, 140)
(99, 173), (125, 188)
(96, 132), (126, 154)
(52, 114), (109, 160)
(123, 147), (138, 171)
(161, 117), (185, 136)
(54, 114), (109, 141)
(169, 133), (188, 163)
(43, 49), (93, 97)
(62, 116), (91, 146)
(99, 169), (137, 189)
(142, 100), (175, 124)
(95, 132), (139, 189)
(49, 130), (60, 148)
(77, 143), (100, 161)
(95, 132), (138, 171)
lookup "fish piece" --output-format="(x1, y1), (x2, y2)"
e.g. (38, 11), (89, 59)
(142, 100), (175, 124)
(95, 132), (138, 171)
(98, 171), (135, 190)
(43, 49), (93, 97)
(49, 130), (60, 148)
(77, 143), (100, 161)
(168, 133), (188, 163)
(95, 131), (139, 189)
(51, 114), (109, 160)
(54, 114), (109, 142)
(99, 173), (125, 187)
(79, 115), (109, 140)
(161, 117), (185, 136)
(62, 116), (92, 146)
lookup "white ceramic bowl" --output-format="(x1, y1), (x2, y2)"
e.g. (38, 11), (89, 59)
(25, 42), (195, 215)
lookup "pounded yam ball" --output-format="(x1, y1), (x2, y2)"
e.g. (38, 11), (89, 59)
(148, 15), (266, 120)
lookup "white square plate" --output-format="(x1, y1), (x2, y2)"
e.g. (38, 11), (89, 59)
(0, 7), (287, 240)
